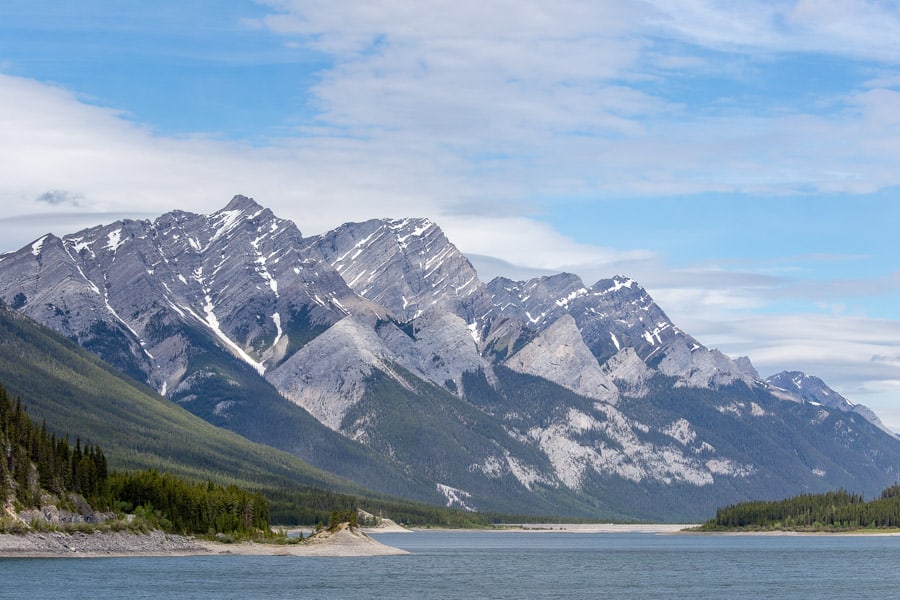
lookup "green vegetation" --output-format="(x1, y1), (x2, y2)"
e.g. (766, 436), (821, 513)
(1, 382), (271, 537)
(700, 486), (900, 531)
(327, 509), (358, 530)
(0, 304), (458, 516)
(266, 484), (543, 528)
(105, 470), (269, 535)
(0, 377), (536, 533)
(0, 306), (373, 509)
(0, 383), (107, 507)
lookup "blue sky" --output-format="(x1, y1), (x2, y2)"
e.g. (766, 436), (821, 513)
(1, 1), (899, 428)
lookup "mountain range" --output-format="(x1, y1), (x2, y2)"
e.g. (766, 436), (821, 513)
(1, 195), (897, 520)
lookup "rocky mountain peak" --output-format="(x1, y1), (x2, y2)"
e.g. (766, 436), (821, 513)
(306, 217), (484, 322)
(485, 272), (587, 328)
(222, 194), (264, 213)
(3, 196), (899, 522)
(765, 370), (895, 435)
(734, 356), (760, 380)
(766, 371), (852, 409)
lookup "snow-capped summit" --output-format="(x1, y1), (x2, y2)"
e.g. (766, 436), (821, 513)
(766, 370), (894, 435)
(1, 196), (897, 521)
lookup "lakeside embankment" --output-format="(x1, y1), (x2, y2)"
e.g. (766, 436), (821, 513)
(0, 524), (408, 558)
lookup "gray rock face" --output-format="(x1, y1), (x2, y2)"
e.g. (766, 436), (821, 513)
(601, 347), (653, 397)
(375, 310), (493, 395)
(504, 314), (618, 403)
(0, 196), (363, 395)
(267, 316), (397, 432)
(484, 272), (752, 389)
(305, 217), (485, 322)
(3, 196), (897, 520)
(734, 356), (760, 380)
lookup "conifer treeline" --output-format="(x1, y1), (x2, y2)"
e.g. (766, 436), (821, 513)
(0, 384), (107, 505)
(1, 383), (269, 536)
(705, 486), (900, 530)
(106, 470), (269, 534)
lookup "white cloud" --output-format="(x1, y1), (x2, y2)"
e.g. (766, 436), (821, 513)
(244, 1), (900, 200)
(0, 73), (466, 246)
(441, 215), (655, 278)
(2, 2), (900, 427)
(642, 0), (900, 62)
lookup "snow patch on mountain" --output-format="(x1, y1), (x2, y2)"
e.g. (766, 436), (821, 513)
(436, 483), (476, 511)
(199, 294), (265, 375)
(30, 235), (48, 257)
(105, 229), (124, 253)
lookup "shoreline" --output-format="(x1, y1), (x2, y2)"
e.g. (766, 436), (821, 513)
(403, 523), (696, 534)
(0, 526), (409, 559)
(683, 528), (900, 537)
(515, 523), (693, 534)
(6, 522), (897, 558)
(401, 522), (900, 537)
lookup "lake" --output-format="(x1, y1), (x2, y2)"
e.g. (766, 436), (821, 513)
(1, 531), (899, 599)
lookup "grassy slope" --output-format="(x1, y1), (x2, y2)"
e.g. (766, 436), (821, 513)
(0, 305), (362, 496)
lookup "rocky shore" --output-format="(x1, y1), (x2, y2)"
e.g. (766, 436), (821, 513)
(0, 524), (408, 558)
(0, 530), (207, 557)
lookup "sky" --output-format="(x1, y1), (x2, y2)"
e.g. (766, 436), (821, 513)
(1, 1), (899, 428)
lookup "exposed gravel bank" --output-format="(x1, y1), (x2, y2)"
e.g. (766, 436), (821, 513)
(0, 525), (408, 558)
(0, 530), (208, 557)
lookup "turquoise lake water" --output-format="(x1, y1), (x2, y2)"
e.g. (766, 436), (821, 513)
(2, 531), (899, 599)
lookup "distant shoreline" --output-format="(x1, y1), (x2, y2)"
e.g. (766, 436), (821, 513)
(399, 523), (900, 536)
(400, 523), (696, 534)
(683, 528), (900, 536)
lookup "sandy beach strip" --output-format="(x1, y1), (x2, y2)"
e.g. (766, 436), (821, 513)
(514, 523), (695, 534)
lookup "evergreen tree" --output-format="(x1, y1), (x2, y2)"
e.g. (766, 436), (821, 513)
(0, 382), (110, 509)
(704, 487), (900, 530)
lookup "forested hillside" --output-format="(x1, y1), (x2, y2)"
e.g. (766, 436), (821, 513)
(0, 383), (107, 507)
(0, 304), (378, 507)
(0, 382), (270, 536)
